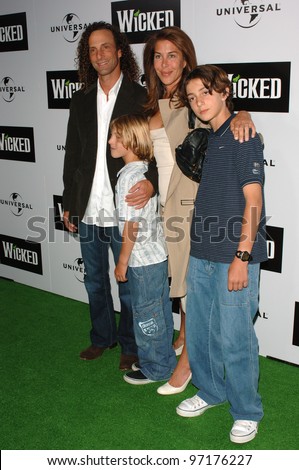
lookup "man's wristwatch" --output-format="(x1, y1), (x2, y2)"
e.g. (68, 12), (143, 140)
(235, 250), (253, 262)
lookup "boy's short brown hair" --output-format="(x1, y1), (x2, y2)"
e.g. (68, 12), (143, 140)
(184, 64), (234, 112)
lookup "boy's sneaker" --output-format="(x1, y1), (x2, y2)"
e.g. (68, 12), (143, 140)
(176, 394), (214, 417)
(123, 370), (154, 385)
(230, 420), (258, 444)
(131, 362), (140, 371)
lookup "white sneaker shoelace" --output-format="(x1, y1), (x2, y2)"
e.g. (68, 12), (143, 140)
(184, 395), (207, 410)
(231, 420), (258, 435)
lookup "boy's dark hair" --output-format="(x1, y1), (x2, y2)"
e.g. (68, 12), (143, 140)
(75, 21), (141, 89)
(184, 64), (234, 112)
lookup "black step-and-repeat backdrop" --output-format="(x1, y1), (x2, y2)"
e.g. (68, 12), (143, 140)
(1, 0), (298, 365)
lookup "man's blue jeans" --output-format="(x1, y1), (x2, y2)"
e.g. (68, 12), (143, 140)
(79, 222), (137, 355)
(127, 260), (177, 381)
(186, 256), (263, 422)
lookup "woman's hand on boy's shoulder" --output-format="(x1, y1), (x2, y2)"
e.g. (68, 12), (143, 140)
(230, 111), (256, 143)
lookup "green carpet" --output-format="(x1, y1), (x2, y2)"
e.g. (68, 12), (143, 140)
(0, 278), (298, 450)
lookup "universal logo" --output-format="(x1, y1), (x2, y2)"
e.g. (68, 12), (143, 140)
(0, 234), (43, 275)
(0, 192), (33, 216)
(56, 144), (65, 152)
(261, 225), (284, 274)
(216, 1), (281, 29)
(216, 62), (290, 112)
(47, 70), (81, 109)
(0, 126), (35, 162)
(0, 12), (28, 52)
(0, 76), (25, 102)
(111, 0), (180, 44)
(50, 13), (90, 43)
(263, 157), (275, 168)
(63, 258), (85, 283)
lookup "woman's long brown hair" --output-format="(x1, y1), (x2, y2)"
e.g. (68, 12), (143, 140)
(143, 26), (197, 115)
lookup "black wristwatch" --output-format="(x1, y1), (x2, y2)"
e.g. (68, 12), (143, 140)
(235, 250), (253, 262)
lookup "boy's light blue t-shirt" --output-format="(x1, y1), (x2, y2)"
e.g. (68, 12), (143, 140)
(115, 161), (167, 267)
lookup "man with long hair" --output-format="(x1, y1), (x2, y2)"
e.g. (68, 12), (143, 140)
(62, 22), (158, 369)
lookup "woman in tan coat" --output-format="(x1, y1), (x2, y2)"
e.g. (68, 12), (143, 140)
(143, 27), (255, 394)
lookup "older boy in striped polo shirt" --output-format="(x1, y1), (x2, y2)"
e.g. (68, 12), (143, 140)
(176, 65), (267, 444)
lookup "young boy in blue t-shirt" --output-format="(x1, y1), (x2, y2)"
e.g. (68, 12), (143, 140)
(176, 65), (268, 444)
(109, 114), (177, 385)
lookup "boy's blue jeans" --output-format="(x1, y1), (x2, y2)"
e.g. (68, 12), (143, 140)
(127, 259), (177, 381)
(186, 256), (264, 422)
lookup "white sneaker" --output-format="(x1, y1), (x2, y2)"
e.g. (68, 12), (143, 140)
(176, 394), (214, 417)
(230, 420), (259, 444)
